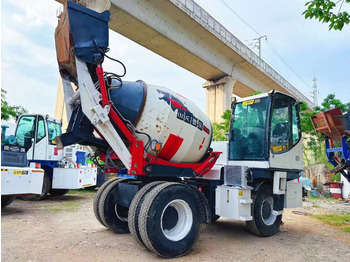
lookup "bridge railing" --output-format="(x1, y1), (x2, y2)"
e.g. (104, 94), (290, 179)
(171, 0), (314, 108)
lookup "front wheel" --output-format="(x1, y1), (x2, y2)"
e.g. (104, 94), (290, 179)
(138, 183), (202, 258)
(246, 185), (282, 237)
(1, 195), (16, 207)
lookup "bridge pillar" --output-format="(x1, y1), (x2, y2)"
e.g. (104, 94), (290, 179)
(203, 76), (236, 123)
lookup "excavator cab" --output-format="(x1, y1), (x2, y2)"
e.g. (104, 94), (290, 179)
(229, 91), (303, 170)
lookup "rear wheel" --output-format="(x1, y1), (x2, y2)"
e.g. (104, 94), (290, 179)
(49, 189), (69, 196)
(1, 195), (16, 208)
(98, 178), (133, 233)
(138, 183), (202, 258)
(93, 177), (120, 227)
(128, 181), (165, 247)
(21, 173), (51, 201)
(246, 185), (282, 237)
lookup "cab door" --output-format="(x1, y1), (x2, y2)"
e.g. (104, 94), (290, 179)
(269, 93), (303, 170)
(32, 115), (47, 160)
(46, 120), (63, 161)
(15, 115), (36, 160)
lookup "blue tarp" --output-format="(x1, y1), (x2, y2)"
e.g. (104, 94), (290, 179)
(299, 172), (314, 191)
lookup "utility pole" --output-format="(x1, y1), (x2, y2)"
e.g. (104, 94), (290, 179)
(253, 35), (267, 58)
(312, 76), (318, 106)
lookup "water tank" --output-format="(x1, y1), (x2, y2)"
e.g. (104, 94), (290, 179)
(109, 81), (212, 163)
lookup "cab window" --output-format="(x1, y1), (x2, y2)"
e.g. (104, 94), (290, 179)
(292, 105), (301, 145)
(36, 116), (46, 142)
(229, 97), (269, 160)
(15, 116), (36, 148)
(270, 94), (300, 154)
(47, 121), (62, 145)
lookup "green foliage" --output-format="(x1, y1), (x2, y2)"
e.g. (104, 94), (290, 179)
(250, 91), (262, 96)
(212, 109), (232, 141)
(303, 0), (350, 30)
(308, 195), (337, 201)
(330, 172), (341, 182)
(68, 188), (97, 195)
(320, 93), (350, 112)
(301, 93), (349, 170)
(1, 88), (28, 120)
(312, 214), (350, 232)
(41, 201), (80, 213)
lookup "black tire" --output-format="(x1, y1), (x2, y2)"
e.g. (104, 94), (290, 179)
(93, 177), (120, 227)
(211, 215), (220, 223)
(128, 181), (165, 248)
(246, 185), (282, 237)
(21, 173), (51, 201)
(1, 195), (16, 208)
(138, 183), (202, 258)
(98, 178), (133, 233)
(49, 189), (69, 196)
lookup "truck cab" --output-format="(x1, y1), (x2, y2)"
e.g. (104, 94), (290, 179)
(212, 91), (303, 237)
(15, 114), (63, 162)
(229, 91), (303, 170)
(14, 114), (97, 200)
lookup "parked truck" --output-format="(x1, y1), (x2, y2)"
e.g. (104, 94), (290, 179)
(53, 1), (303, 258)
(11, 114), (98, 200)
(1, 125), (44, 207)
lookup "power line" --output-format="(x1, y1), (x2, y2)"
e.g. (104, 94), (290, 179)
(220, 0), (313, 90)
(220, 0), (261, 36)
(265, 40), (313, 89)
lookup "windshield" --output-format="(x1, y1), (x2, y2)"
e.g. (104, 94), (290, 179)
(15, 116), (36, 148)
(47, 121), (62, 145)
(229, 97), (270, 161)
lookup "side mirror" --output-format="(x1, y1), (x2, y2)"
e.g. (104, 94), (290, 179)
(231, 97), (236, 110)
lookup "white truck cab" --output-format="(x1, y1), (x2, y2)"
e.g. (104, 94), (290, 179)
(14, 114), (97, 200)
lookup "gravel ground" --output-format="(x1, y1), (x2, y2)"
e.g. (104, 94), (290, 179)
(1, 193), (350, 262)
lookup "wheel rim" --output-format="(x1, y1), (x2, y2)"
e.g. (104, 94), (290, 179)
(160, 199), (193, 241)
(260, 196), (277, 226)
(114, 204), (129, 222)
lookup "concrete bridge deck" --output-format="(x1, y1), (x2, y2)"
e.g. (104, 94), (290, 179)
(107, 0), (313, 104)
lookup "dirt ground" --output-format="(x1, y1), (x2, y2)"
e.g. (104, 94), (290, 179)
(2, 192), (350, 262)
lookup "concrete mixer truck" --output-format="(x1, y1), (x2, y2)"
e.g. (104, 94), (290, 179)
(53, 1), (303, 258)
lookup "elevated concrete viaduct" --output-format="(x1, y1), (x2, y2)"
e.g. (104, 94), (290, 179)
(56, 0), (314, 123)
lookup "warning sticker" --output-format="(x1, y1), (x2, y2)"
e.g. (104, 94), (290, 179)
(242, 99), (261, 106)
(242, 100), (254, 106)
(272, 146), (283, 153)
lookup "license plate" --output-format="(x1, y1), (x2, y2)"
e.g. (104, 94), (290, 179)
(13, 170), (23, 175)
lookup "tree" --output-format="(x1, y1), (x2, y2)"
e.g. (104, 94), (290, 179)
(303, 0), (350, 30)
(1, 88), (28, 120)
(212, 109), (231, 141)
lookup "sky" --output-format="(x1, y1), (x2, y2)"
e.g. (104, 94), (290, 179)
(1, 0), (349, 119)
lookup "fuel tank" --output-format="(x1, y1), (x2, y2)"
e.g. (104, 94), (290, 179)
(109, 81), (212, 163)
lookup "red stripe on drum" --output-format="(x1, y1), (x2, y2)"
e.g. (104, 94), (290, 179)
(158, 134), (184, 161)
(203, 125), (210, 134)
